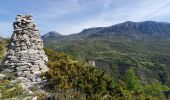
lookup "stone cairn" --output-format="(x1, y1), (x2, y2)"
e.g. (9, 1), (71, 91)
(1, 14), (49, 89)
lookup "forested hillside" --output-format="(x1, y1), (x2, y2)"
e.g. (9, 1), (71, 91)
(43, 21), (170, 86)
(42, 48), (169, 99)
(0, 40), (169, 99)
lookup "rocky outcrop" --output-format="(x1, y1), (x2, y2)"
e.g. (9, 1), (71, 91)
(86, 59), (96, 67)
(1, 14), (48, 89)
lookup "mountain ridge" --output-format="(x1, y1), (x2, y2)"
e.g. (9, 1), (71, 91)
(78, 21), (170, 39)
(43, 21), (170, 40)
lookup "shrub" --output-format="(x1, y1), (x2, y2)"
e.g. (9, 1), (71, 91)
(0, 80), (23, 99)
(124, 68), (142, 91)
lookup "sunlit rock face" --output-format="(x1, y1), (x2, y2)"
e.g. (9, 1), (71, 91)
(1, 14), (48, 88)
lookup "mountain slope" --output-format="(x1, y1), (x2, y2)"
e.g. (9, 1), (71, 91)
(42, 21), (170, 86)
(77, 21), (170, 39)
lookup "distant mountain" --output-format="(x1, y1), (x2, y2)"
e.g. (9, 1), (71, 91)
(42, 31), (63, 41)
(77, 21), (170, 39)
(43, 21), (170, 40)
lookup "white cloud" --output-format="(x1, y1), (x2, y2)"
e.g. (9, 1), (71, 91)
(1, 0), (170, 36)
(35, 0), (81, 19)
(100, 0), (112, 7)
(52, 0), (170, 35)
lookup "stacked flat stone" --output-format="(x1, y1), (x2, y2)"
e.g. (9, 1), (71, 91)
(2, 15), (48, 86)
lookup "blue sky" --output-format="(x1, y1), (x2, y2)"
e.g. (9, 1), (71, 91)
(1, 0), (170, 37)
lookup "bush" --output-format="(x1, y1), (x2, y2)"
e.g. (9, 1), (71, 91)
(124, 68), (142, 91)
(144, 83), (169, 99)
(0, 80), (23, 99)
(43, 48), (115, 99)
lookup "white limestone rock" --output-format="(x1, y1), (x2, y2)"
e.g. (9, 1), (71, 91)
(0, 74), (5, 80)
(1, 14), (49, 90)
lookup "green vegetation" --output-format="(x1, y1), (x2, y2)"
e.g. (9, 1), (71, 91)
(144, 83), (169, 99)
(124, 68), (141, 91)
(0, 38), (9, 62)
(43, 48), (115, 99)
(42, 48), (169, 99)
(0, 80), (23, 99)
(44, 37), (170, 86)
(0, 39), (169, 99)
(0, 72), (34, 100)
